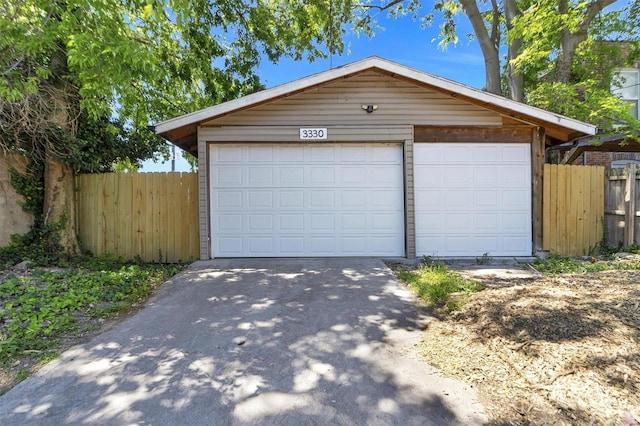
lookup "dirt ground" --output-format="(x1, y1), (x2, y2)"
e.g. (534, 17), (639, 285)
(415, 266), (640, 425)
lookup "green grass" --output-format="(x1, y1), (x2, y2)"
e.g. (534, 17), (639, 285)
(0, 254), (182, 363)
(397, 262), (484, 312)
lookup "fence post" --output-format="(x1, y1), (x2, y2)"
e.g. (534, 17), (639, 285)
(624, 163), (636, 247)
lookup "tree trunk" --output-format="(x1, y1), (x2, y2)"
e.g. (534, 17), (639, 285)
(504, 0), (524, 102)
(555, 0), (616, 83)
(45, 44), (81, 255)
(43, 150), (80, 255)
(459, 0), (502, 95)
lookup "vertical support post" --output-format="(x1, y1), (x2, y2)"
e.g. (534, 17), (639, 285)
(624, 163), (636, 247)
(531, 127), (545, 255)
(197, 128), (210, 260)
(404, 137), (416, 258)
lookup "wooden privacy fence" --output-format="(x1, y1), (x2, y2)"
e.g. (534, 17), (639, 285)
(76, 173), (199, 263)
(543, 164), (604, 256)
(604, 164), (640, 247)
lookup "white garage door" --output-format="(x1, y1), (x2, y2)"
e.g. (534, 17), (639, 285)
(414, 143), (531, 257)
(210, 143), (405, 257)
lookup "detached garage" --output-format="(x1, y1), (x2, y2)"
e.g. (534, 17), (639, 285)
(155, 57), (597, 259)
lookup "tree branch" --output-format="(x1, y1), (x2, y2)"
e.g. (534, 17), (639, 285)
(358, 0), (406, 12)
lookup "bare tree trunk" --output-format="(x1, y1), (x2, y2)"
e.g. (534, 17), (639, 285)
(504, 0), (524, 102)
(459, 0), (502, 95)
(555, 0), (616, 83)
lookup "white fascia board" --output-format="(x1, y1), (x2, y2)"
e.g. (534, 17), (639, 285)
(155, 56), (598, 137)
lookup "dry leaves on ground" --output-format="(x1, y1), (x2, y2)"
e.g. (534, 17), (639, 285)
(416, 270), (640, 425)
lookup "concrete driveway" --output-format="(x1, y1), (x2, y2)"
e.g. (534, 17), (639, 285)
(0, 258), (486, 425)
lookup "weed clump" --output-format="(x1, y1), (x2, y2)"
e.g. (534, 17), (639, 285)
(397, 261), (483, 312)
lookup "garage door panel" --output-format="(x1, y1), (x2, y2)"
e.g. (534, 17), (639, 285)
(473, 191), (499, 209)
(216, 168), (243, 186)
(310, 236), (335, 254)
(473, 213), (498, 230)
(310, 214), (335, 231)
(371, 189), (403, 208)
(247, 191), (273, 208)
(340, 167), (366, 184)
(211, 143), (404, 257)
(472, 237), (500, 254)
(341, 237), (367, 253)
(279, 168), (305, 185)
(217, 237), (243, 255)
(341, 190), (366, 208)
(415, 167), (445, 186)
(447, 146), (474, 163)
(310, 167), (336, 185)
(503, 190), (529, 208)
(341, 146), (367, 162)
(280, 237), (304, 254)
(216, 146), (243, 162)
(278, 214), (304, 231)
(503, 212), (529, 230)
(475, 145), (500, 162)
(502, 166), (529, 186)
(415, 143), (531, 257)
(248, 214), (273, 232)
(341, 214), (367, 232)
(248, 168), (273, 186)
(473, 167), (499, 186)
(249, 237), (274, 255)
(215, 191), (243, 208)
(371, 145), (403, 163)
(309, 146), (335, 162)
(443, 190), (471, 209)
(416, 213), (442, 231)
(369, 166), (403, 186)
(444, 213), (472, 232)
(503, 145), (529, 162)
(504, 236), (530, 252)
(279, 191), (304, 208)
(309, 191), (335, 208)
(414, 190), (443, 208)
(444, 168), (474, 187)
(216, 214), (243, 232)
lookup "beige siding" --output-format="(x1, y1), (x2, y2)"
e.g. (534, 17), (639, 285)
(203, 71), (501, 127)
(199, 125), (412, 143)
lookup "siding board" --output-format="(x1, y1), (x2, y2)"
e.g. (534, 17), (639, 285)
(203, 72), (501, 128)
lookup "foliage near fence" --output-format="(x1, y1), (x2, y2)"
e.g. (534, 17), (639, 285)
(543, 164), (604, 256)
(76, 173), (199, 263)
(604, 164), (640, 247)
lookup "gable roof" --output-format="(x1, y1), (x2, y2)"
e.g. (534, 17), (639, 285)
(155, 56), (598, 152)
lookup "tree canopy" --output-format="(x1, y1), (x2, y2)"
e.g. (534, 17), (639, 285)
(354, 0), (640, 133)
(0, 0), (353, 253)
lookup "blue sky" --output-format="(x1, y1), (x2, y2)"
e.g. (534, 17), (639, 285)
(142, 12), (485, 172)
(259, 13), (486, 89)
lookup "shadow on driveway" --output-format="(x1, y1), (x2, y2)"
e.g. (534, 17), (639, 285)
(0, 258), (486, 425)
